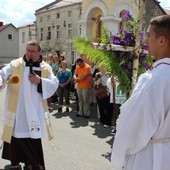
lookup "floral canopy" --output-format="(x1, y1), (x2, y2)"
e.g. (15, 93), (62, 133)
(72, 4), (153, 97)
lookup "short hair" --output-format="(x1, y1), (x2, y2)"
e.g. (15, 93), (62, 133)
(76, 57), (84, 63)
(26, 40), (42, 52)
(61, 60), (67, 65)
(150, 15), (170, 40)
(59, 55), (65, 59)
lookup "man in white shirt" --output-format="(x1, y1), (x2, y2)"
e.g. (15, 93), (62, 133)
(0, 41), (58, 170)
(111, 15), (170, 170)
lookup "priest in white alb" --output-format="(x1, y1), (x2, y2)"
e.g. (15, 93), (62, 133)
(0, 40), (58, 170)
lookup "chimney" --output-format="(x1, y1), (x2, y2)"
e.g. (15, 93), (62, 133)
(0, 22), (3, 27)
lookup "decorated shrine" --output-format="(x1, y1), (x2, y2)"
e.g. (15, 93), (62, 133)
(73, 0), (153, 98)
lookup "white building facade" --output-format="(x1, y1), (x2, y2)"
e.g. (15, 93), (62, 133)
(18, 23), (36, 57)
(0, 22), (19, 64)
(35, 0), (82, 65)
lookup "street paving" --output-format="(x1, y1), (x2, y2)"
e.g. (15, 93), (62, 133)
(0, 88), (115, 170)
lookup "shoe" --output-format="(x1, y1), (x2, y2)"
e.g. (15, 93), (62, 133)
(112, 129), (116, 133)
(84, 116), (90, 119)
(66, 107), (69, 112)
(58, 107), (62, 112)
(10, 165), (22, 170)
(103, 124), (110, 128)
(48, 107), (53, 112)
(24, 164), (43, 170)
(97, 121), (102, 125)
(76, 114), (82, 117)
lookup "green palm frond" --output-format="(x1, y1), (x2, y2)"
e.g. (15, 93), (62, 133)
(72, 37), (131, 95)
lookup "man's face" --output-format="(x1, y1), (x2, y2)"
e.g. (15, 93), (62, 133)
(145, 25), (160, 60)
(26, 44), (41, 62)
(77, 61), (85, 68)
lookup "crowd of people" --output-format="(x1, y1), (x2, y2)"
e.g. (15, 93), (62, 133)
(42, 52), (118, 127)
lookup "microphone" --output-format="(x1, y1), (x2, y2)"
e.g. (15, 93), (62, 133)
(28, 59), (33, 74)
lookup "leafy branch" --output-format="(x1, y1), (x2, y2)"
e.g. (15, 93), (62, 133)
(72, 37), (131, 95)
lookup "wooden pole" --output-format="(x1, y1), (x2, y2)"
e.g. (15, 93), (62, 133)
(131, 0), (146, 92)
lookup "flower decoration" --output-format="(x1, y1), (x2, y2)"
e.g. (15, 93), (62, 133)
(72, 11), (153, 96)
(110, 11), (152, 77)
(123, 11), (132, 20)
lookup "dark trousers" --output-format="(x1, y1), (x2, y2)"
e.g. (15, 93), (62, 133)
(97, 95), (112, 126)
(58, 86), (70, 106)
(74, 89), (79, 111)
(112, 103), (121, 126)
(2, 136), (45, 170)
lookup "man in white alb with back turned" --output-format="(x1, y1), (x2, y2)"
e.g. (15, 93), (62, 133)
(111, 15), (170, 170)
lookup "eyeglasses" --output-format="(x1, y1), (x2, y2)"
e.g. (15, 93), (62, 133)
(27, 49), (39, 53)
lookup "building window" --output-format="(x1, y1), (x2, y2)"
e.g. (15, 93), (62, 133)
(63, 21), (66, 27)
(68, 11), (72, 17)
(79, 8), (82, 15)
(40, 17), (43, 22)
(22, 32), (25, 43)
(47, 26), (51, 40)
(71, 51), (75, 64)
(40, 28), (43, 41)
(79, 25), (82, 36)
(56, 13), (60, 18)
(28, 30), (32, 41)
(68, 23), (72, 38)
(47, 15), (51, 20)
(56, 50), (60, 56)
(56, 25), (60, 39)
(8, 34), (13, 40)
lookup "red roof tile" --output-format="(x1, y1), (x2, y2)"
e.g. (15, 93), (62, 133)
(0, 24), (10, 32)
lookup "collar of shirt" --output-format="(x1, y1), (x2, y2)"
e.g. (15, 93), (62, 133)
(23, 55), (40, 67)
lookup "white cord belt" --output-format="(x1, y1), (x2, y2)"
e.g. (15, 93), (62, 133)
(150, 137), (170, 143)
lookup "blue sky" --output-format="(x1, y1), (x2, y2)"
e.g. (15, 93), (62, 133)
(0, 0), (169, 27)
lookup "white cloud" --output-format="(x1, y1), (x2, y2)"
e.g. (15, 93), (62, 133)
(159, 0), (170, 8)
(1, 0), (169, 27)
(0, 0), (54, 27)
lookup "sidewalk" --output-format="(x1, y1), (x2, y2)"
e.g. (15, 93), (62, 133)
(0, 89), (115, 170)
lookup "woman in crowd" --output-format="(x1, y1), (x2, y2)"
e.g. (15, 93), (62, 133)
(95, 68), (112, 127)
(57, 60), (72, 112)
(58, 52), (65, 69)
(51, 53), (59, 76)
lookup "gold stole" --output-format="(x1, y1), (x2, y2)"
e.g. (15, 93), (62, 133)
(1, 58), (54, 143)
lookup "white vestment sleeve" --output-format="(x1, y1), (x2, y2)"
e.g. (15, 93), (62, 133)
(41, 70), (59, 100)
(111, 91), (159, 169)
(0, 63), (12, 92)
